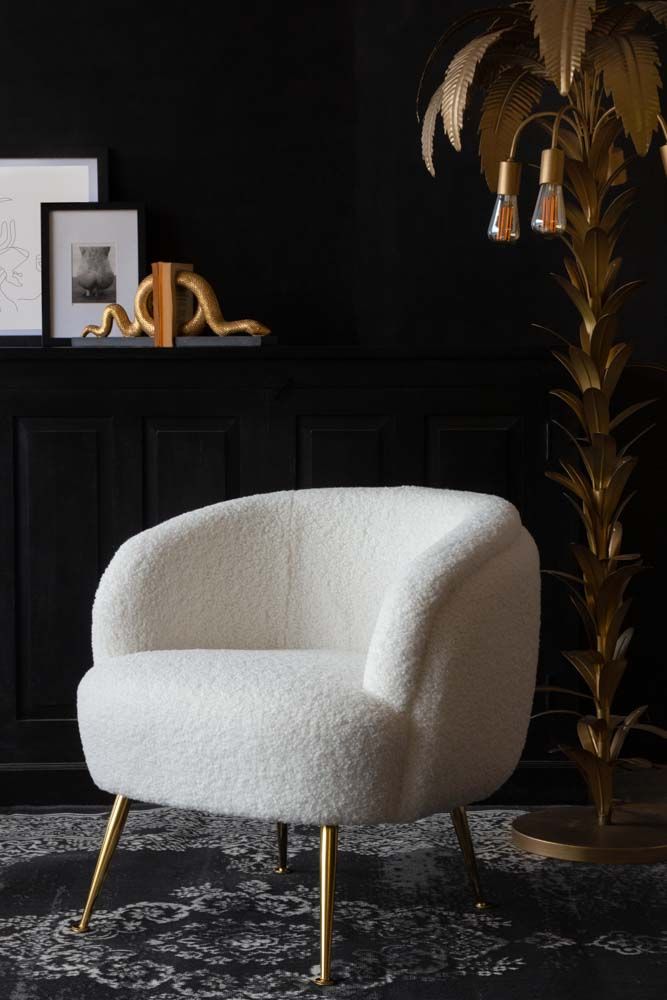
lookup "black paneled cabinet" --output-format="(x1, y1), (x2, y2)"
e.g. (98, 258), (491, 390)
(0, 346), (574, 805)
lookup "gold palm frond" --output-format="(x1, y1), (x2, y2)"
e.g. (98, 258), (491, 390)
(591, 33), (662, 152)
(441, 30), (506, 151)
(421, 85), (444, 177)
(478, 67), (544, 188)
(592, 4), (644, 35)
(415, 6), (530, 122)
(531, 0), (596, 95)
(635, 1), (667, 27)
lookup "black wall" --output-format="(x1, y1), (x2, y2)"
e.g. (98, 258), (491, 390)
(3, 0), (666, 354)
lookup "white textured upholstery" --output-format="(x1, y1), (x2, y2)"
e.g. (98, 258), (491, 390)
(77, 487), (540, 825)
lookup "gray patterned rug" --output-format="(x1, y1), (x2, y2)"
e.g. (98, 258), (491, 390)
(2, 807), (666, 999)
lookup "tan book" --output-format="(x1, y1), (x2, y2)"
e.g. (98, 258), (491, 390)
(152, 262), (194, 348)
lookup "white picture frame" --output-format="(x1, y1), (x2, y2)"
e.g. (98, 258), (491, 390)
(0, 152), (106, 340)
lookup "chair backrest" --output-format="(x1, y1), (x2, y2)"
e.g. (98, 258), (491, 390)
(279, 486), (505, 650)
(94, 486), (521, 658)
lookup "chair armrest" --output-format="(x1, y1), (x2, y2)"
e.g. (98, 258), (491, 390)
(363, 498), (527, 709)
(92, 494), (292, 660)
(363, 506), (540, 816)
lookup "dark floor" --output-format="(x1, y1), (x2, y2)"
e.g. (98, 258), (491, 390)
(2, 807), (666, 1000)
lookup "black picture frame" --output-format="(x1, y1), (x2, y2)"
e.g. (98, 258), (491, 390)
(41, 202), (146, 346)
(0, 148), (108, 345)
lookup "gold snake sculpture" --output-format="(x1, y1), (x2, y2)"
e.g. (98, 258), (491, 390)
(82, 270), (271, 338)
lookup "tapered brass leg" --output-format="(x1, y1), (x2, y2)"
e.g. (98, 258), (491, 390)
(71, 795), (131, 933)
(275, 822), (290, 873)
(312, 825), (338, 986)
(450, 806), (490, 910)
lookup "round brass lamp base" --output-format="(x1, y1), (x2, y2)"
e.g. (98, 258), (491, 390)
(512, 804), (667, 864)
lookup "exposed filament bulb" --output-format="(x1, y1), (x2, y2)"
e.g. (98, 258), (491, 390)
(488, 194), (520, 244)
(531, 148), (567, 238)
(488, 160), (521, 245)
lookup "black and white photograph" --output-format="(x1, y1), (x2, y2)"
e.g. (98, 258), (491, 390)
(71, 243), (117, 303)
(41, 202), (144, 342)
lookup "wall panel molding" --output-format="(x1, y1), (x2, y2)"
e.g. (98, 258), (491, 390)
(144, 417), (240, 526)
(297, 414), (393, 488)
(426, 415), (524, 506)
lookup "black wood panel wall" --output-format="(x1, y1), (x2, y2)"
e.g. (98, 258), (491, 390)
(0, 347), (664, 806)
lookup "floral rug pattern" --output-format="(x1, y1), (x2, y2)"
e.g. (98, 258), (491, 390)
(2, 807), (666, 999)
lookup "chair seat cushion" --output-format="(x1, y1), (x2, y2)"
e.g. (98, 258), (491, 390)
(78, 649), (406, 825)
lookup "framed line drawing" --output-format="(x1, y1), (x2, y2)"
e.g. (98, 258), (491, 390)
(0, 149), (108, 343)
(41, 202), (145, 344)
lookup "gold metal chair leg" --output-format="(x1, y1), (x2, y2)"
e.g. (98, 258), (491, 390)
(450, 806), (491, 910)
(312, 825), (338, 986)
(275, 822), (290, 873)
(71, 794), (131, 933)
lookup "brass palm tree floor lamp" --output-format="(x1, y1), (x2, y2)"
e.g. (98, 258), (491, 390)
(420, 0), (667, 862)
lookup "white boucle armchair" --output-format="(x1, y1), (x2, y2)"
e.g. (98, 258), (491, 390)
(72, 486), (540, 984)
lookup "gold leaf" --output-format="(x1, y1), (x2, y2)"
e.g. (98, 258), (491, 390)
(557, 476), (596, 536)
(566, 160), (598, 223)
(614, 626), (634, 659)
(552, 349), (581, 386)
(532, 322), (572, 346)
(560, 459), (595, 504)
(603, 278), (644, 316)
(588, 115), (623, 183)
(535, 685), (594, 700)
(633, 722), (667, 739)
(551, 273), (596, 333)
(609, 520), (623, 560)
(601, 457), (638, 523)
(568, 344), (602, 390)
(582, 386), (610, 434)
(609, 396), (656, 430)
(478, 67), (543, 189)
(607, 145), (628, 187)
(590, 33), (662, 154)
(441, 30), (506, 152)
(566, 200), (589, 242)
(546, 469), (589, 502)
(578, 715), (608, 756)
(550, 388), (586, 427)
(618, 421), (656, 457)
(603, 257), (622, 296)
(610, 705), (648, 760)
(564, 255), (586, 292)
(570, 543), (606, 592)
(601, 597), (633, 661)
(593, 6), (645, 35)
(562, 650), (604, 695)
(603, 342), (632, 397)
(421, 85), (444, 177)
(600, 188), (636, 236)
(597, 657), (629, 709)
(581, 433), (617, 489)
(530, 0), (596, 94)
(582, 227), (611, 310)
(589, 315), (617, 371)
